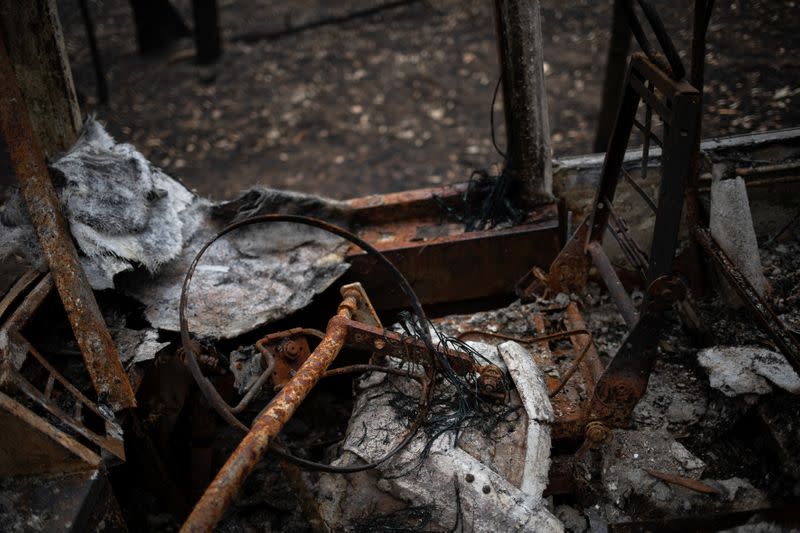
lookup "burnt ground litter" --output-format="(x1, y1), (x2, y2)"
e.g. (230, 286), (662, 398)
(0, 0), (792, 201)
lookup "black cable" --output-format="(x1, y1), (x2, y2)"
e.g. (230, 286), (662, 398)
(490, 75), (506, 159)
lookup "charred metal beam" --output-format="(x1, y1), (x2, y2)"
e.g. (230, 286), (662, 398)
(493, 0), (552, 206)
(0, 36), (135, 411)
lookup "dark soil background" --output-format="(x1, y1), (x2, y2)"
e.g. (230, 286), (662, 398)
(6, 0), (800, 200)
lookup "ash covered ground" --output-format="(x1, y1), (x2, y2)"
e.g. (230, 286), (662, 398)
(1, 0), (790, 201)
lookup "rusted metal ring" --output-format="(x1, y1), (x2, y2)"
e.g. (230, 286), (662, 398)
(179, 214), (438, 473)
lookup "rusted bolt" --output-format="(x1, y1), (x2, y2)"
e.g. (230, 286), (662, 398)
(477, 365), (504, 396)
(374, 338), (386, 350)
(465, 473), (475, 483)
(482, 485), (491, 494)
(585, 421), (612, 445)
(282, 340), (302, 360)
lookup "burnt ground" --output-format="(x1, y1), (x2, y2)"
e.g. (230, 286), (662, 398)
(17, 0), (794, 201)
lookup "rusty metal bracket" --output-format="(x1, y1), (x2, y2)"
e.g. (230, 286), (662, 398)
(519, 54), (701, 439)
(0, 34), (134, 411)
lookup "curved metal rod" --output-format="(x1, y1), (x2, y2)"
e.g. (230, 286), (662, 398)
(179, 214), (438, 474)
(229, 353), (275, 414)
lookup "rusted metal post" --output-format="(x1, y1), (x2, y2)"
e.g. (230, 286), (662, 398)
(0, 35), (136, 411)
(493, 0), (553, 206)
(181, 295), (356, 533)
(0, 0), (81, 156)
(686, 0), (714, 219)
(594, 0), (632, 153)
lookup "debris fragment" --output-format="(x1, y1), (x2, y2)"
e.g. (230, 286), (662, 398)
(710, 163), (770, 304)
(645, 469), (722, 495)
(698, 345), (800, 397)
(316, 341), (561, 532)
(0, 119), (353, 339)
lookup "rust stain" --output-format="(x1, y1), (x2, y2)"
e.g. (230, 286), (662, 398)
(645, 469), (721, 495)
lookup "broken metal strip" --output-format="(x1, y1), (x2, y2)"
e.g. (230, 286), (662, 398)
(693, 227), (800, 374)
(181, 309), (353, 533)
(565, 302), (604, 397)
(0, 269), (43, 324)
(645, 469), (721, 495)
(587, 242), (639, 328)
(2, 274), (54, 335)
(3, 348), (125, 460)
(0, 390), (101, 475)
(633, 118), (663, 148)
(735, 161), (800, 178)
(0, 37), (135, 411)
(0, 321), (125, 460)
(621, 167), (658, 213)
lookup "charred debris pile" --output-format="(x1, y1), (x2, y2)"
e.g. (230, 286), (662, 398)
(0, 114), (799, 532)
(2, 0), (800, 530)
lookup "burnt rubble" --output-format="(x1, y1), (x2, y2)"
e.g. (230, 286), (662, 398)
(1, 128), (799, 531)
(2, 1), (800, 530)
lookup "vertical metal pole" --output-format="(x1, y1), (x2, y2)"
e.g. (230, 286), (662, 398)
(594, 0), (632, 153)
(685, 0), (714, 294)
(192, 0), (222, 64)
(687, 0), (714, 205)
(493, 0), (553, 207)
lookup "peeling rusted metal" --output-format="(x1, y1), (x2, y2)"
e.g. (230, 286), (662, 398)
(256, 328), (319, 391)
(347, 202), (561, 309)
(565, 302), (604, 395)
(516, 219), (591, 298)
(0, 35), (134, 411)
